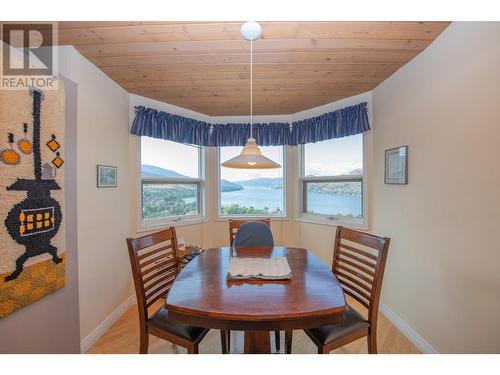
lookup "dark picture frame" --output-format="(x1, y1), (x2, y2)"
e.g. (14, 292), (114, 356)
(97, 165), (117, 188)
(385, 145), (408, 185)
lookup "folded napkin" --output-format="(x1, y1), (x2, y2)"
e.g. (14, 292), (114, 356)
(227, 257), (292, 280)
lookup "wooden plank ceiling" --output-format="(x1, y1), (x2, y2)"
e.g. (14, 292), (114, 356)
(58, 22), (449, 116)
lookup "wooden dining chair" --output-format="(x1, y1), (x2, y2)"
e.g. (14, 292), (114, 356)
(127, 227), (221, 354)
(225, 218), (282, 352)
(287, 226), (390, 354)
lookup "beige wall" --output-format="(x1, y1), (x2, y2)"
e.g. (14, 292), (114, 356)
(372, 22), (500, 353)
(59, 47), (133, 344)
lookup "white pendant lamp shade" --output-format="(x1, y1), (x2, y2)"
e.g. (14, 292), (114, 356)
(221, 21), (281, 170)
(221, 138), (281, 169)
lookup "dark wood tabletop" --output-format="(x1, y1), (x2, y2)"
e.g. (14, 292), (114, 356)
(166, 246), (347, 353)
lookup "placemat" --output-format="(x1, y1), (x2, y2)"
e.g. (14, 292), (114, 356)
(227, 257), (292, 280)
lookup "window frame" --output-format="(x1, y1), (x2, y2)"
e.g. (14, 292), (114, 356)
(297, 134), (368, 229)
(216, 145), (287, 219)
(138, 139), (205, 230)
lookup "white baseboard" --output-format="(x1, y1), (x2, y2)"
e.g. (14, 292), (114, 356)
(80, 295), (136, 353)
(379, 302), (438, 354)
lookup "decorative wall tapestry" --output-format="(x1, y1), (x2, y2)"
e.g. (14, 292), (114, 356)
(0, 87), (66, 318)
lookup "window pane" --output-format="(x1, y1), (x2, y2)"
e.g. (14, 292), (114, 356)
(305, 181), (362, 218)
(219, 146), (284, 216)
(142, 183), (199, 219)
(304, 135), (363, 177)
(141, 137), (199, 178)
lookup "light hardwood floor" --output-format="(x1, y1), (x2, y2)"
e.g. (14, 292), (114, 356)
(88, 296), (420, 354)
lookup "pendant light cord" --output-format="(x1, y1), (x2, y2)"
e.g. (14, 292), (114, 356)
(250, 35), (253, 139)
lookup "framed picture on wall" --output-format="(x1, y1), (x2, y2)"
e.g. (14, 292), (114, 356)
(385, 146), (408, 184)
(97, 165), (117, 187)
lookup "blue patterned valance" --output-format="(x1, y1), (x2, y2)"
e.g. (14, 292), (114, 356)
(130, 106), (211, 145)
(290, 102), (370, 144)
(209, 122), (292, 147)
(130, 102), (370, 147)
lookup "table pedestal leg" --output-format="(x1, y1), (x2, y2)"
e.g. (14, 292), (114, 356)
(244, 331), (271, 353)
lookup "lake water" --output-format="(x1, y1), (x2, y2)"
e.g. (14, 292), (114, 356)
(218, 185), (362, 216)
(221, 186), (284, 212)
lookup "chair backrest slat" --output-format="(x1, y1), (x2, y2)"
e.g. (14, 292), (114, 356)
(144, 274), (175, 294)
(336, 263), (373, 284)
(332, 226), (390, 325)
(229, 218), (271, 246)
(336, 270), (372, 294)
(143, 263), (176, 285)
(342, 287), (370, 310)
(147, 287), (172, 308)
(133, 230), (178, 251)
(138, 243), (173, 261)
(126, 227), (180, 324)
(338, 242), (378, 261)
(142, 260), (175, 278)
(145, 276), (174, 302)
(337, 248), (377, 269)
(337, 228), (386, 250)
(140, 251), (172, 269)
(339, 278), (371, 302)
(336, 257), (375, 278)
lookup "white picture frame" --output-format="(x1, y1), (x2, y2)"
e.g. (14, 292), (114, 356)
(97, 165), (117, 188)
(385, 146), (408, 185)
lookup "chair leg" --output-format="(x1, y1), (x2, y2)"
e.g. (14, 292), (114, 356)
(285, 331), (293, 354)
(368, 330), (377, 354)
(220, 330), (228, 354)
(275, 331), (281, 352)
(318, 346), (326, 354)
(139, 329), (149, 354)
(187, 344), (199, 354)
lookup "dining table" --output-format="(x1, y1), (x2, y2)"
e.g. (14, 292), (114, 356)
(165, 246), (347, 354)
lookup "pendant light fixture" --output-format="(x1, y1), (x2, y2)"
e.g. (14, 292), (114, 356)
(221, 21), (281, 169)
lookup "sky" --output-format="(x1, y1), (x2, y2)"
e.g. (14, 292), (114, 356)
(304, 134), (363, 176)
(141, 134), (362, 181)
(141, 137), (200, 178)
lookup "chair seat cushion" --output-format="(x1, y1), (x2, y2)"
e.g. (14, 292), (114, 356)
(306, 306), (370, 346)
(147, 306), (207, 342)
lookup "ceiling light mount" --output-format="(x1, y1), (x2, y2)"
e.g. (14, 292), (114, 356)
(240, 21), (262, 41)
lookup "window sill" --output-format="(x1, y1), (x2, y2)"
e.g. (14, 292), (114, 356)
(138, 217), (208, 233)
(215, 215), (288, 222)
(296, 216), (368, 230)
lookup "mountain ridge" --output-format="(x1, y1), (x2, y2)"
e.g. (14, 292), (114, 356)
(141, 164), (187, 178)
(234, 177), (283, 188)
(141, 164), (243, 192)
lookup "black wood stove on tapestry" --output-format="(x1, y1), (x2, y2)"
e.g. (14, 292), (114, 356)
(4, 90), (63, 282)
